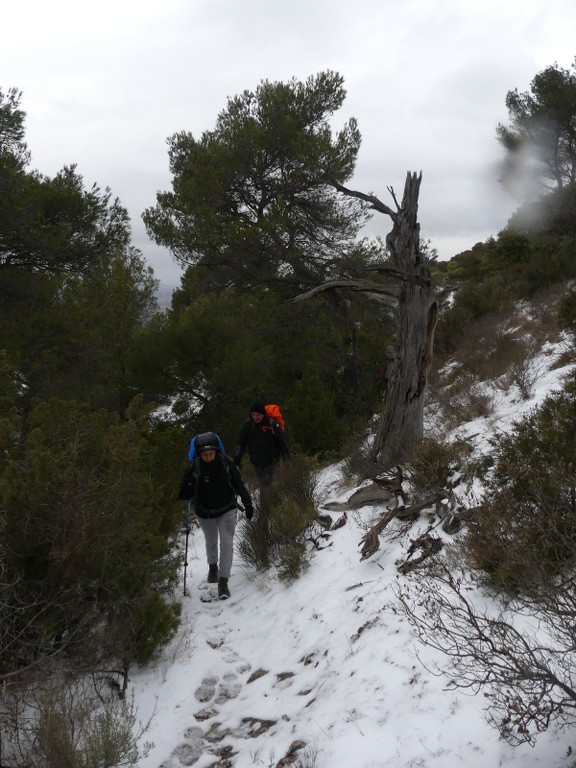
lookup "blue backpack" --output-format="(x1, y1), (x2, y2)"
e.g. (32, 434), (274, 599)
(187, 432), (225, 462)
(186, 432), (236, 499)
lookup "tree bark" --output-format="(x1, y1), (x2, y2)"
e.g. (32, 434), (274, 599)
(334, 172), (438, 467)
(371, 172), (438, 465)
(299, 171), (438, 469)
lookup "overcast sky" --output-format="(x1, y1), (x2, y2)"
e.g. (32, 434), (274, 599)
(3, 0), (575, 286)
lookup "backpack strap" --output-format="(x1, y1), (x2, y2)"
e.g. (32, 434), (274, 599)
(191, 454), (234, 488)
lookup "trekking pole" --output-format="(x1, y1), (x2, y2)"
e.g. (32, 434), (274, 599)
(183, 500), (191, 596)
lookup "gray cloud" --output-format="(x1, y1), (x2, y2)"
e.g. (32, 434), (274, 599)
(2, 0), (574, 284)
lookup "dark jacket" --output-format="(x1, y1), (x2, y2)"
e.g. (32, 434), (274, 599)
(177, 453), (253, 519)
(234, 415), (290, 469)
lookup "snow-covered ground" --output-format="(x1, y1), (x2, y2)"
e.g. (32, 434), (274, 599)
(132, 342), (576, 768)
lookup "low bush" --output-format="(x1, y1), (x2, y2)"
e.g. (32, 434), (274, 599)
(238, 455), (319, 581)
(409, 436), (468, 494)
(462, 370), (576, 591)
(1, 679), (152, 768)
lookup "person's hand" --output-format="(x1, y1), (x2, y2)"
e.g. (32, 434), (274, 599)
(245, 504), (254, 521)
(177, 483), (193, 501)
(234, 457), (242, 469)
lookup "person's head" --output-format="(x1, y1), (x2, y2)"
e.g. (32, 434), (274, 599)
(195, 432), (220, 462)
(250, 401), (266, 424)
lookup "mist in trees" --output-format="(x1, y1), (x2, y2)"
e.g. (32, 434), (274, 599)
(497, 57), (576, 198)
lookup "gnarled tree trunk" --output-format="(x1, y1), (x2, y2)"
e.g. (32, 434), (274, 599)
(371, 172), (437, 466)
(298, 171), (438, 470)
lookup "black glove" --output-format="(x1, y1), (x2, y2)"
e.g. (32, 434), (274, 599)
(245, 504), (254, 521)
(234, 456), (242, 469)
(178, 466), (195, 501)
(177, 483), (193, 501)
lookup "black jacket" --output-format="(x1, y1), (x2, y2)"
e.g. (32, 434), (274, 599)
(234, 415), (290, 468)
(177, 453), (253, 519)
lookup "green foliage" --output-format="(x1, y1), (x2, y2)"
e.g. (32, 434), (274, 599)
(0, 350), (21, 456)
(435, 276), (511, 353)
(143, 71), (366, 294)
(0, 252), (158, 415)
(277, 535), (308, 582)
(0, 87), (29, 167)
(139, 71), (392, 457)
(0, 88), (196, 690)
(123, 591), (181, 668)
(497, 58), (576, 196)
(437, 59), (576, 352)
(0, 396), (182, 680)
(57, 248), (159, 413)
(238, 455), (318, 579)
(409, 436), (466, 494)
(558, 288), (576, 333)
(463, 371), (576, 591)
(135, 283), (384, 455)
(0, 158), (131, 275)
(286, 362), (347, 457)
(436, 189), (576, 353)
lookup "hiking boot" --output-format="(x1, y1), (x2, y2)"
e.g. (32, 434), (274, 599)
(207, 564), (218, 583)
(218, 578), (231, 600)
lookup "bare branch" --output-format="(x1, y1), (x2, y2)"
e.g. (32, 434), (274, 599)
(329, 179), (398, 219)
(293, 278), (399, 305)
(395, 560), (576, 745)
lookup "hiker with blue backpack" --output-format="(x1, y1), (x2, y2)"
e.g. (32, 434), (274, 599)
(234, 401), (290, 488)
(178, 432), (254, 599)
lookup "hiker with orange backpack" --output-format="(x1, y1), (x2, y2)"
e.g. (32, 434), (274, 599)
(234, 401), (290, 487)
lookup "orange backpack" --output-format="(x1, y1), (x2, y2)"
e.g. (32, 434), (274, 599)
(265, 403), (285, 431)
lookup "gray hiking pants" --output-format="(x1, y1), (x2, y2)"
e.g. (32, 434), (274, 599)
(197, 508), (237, 578)
(254, 463), (275, 488)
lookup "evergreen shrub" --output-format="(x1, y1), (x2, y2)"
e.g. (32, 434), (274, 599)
(463, 371), (576, 591)
(558, 289), (576, 334)
(285, 364), (347, 457)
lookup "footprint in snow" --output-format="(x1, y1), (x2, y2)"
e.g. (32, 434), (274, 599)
(214, 672), (242, 704)
(194, 675), (218, 703)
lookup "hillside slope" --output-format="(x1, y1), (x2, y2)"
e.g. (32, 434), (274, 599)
(133, 331), (576, 768)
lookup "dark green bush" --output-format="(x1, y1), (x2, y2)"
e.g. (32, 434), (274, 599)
(0, 396), (182, 682)
(285, 363), (347, 457)
(558, 289), (576, 333)
(463, 371), (576, 591)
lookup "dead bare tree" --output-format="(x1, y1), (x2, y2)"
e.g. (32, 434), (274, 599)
(298, 171), (439, 469)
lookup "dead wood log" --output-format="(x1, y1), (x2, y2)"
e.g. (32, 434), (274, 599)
(322, 482), (395, 511)
(397, 533), (443, 574)
(359, 510), (397, 560)
(395, 489), (448, 519)
(359, 489), (448, 560)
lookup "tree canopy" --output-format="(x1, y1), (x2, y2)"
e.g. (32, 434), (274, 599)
(0, 88), (183, 708)
(0, 89), (132, 276)
(497, 58), (576, 197)
(143, 71), (368, 293)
